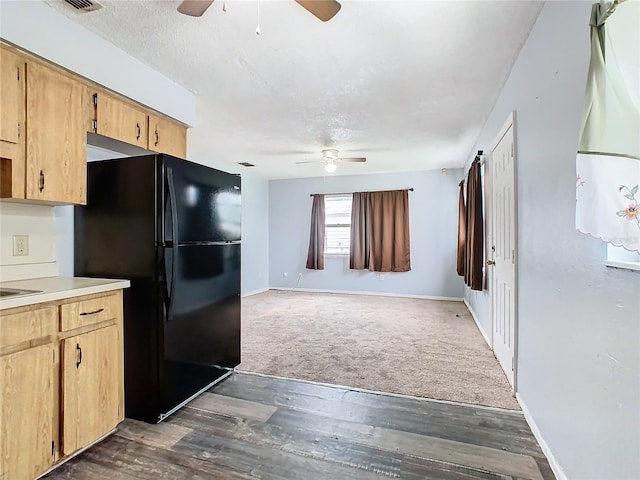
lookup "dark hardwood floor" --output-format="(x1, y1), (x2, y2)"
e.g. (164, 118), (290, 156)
(44, 373), (555, 480)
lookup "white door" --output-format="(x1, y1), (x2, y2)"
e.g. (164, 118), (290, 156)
(489, 113), (517, 388)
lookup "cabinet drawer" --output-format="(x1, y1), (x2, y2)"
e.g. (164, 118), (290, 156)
(0, 306), (57, 350)
(61, 293), (121, 331)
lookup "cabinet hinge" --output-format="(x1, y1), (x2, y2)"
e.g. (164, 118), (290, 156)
(92, 120), (98, 131)
(51, 441), (55, 456)
(17, 123), (20, 139)
(93, 93), (98, 106)
(16, 66), (20, 81)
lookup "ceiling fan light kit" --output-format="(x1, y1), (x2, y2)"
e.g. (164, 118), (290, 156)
(295, 149), (367, 173)
(324, 161), (337, 173)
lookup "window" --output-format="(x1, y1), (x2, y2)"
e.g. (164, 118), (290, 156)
(324, 194), (352, 254)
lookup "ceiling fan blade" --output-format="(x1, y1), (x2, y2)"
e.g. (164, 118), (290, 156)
(295, 160), (324, 164)
(294, 0), (341, 22)
(177, 0), (214, 17)
(339, 157), (367, 163)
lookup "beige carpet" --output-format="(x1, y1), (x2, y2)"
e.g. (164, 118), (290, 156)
(239, 290), (519, 410)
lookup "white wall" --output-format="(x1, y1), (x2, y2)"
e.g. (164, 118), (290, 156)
(0, 0), (195, 125)
(464, 2), (639, 479)
(269, 170), (464, 299)
(240, 173), (270, 296)
(0, 203), (57, 281)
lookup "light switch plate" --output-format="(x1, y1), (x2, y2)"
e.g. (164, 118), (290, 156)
(12, 235), (29, 256)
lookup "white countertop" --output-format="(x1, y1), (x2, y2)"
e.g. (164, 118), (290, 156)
(0, 276), (131, 310)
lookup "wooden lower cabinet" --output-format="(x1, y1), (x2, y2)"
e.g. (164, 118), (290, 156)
(0, 290), (124, 480)
(0, 344), (56, 480)
(61, 324), (121, 455)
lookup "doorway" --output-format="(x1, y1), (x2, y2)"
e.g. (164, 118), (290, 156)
(487, 112), (518, 389)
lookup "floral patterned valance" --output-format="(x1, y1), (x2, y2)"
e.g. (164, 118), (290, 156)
(575, 0), (640, 252)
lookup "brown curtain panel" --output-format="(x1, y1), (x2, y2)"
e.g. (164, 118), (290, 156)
(349, 192), (370, 270)
(456, 180), (467, 276)
(464, 159), (484, 290)
(368, 190), (411, 272)
(305, 194), (325, 270)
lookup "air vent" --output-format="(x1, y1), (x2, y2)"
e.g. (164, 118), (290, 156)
(63, 0), (104, 12)
(238, 162), (255, 167)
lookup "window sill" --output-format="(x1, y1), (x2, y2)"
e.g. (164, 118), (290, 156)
(605, 260), (640, 272)
(325, 252), (349, 257)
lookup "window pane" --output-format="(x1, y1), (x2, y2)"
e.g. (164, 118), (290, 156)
(326, 226), (351, 254)
(325, 194), (352, 254)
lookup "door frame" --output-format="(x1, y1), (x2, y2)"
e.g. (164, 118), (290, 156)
(487, 111), (519, 393)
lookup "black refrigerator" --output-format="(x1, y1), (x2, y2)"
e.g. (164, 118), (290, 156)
(74, 154), (241, 423)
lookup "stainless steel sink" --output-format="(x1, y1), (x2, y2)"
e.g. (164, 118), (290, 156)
(0, 288), (43, 298)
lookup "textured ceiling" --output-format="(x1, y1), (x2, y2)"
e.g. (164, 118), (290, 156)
(45, 0), (543, 179)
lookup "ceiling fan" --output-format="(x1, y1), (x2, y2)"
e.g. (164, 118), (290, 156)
(177, 0), (342, 22)
(296, 149), (366, 173)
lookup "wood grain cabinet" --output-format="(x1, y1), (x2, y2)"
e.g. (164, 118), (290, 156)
(0, 291), (124, 480)
(0, 45), (26, 198)
(25, 61), (86, 205)
(0, 307), (58, 480)
(88, 89), (149, 149)
(148, 113), (187, 158)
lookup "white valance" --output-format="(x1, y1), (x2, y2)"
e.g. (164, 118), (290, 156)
(575, 0), (640, 252)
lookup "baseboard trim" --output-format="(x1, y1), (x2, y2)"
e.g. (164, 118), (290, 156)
(236, 370), (522, 414)
(516, 392), (566, 480)
(463, 298), (491, 347)
(269, 287), (463, 302)
(241, 287), (269, 298)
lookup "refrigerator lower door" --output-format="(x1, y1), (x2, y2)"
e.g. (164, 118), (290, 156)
(159, 243), (241, 417)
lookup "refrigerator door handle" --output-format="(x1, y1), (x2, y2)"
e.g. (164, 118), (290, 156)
(166, 166), (179, 243)
(164, 246), (177, 322)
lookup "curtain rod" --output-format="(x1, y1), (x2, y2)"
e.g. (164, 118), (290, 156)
(310, 188), (414, 197)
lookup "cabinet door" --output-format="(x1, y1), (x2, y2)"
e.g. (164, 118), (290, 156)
(148, 113), (187, 158)
(26, 61), (86, 204)
(0, 46), (26, 198)
(0, 344), (56, 480)
(94, 90), (148, 149)
(61, 324), (122, 455)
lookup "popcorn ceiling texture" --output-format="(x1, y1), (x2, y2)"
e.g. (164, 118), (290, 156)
(240, 290), (519, 410)
(44, 0), (542, 179)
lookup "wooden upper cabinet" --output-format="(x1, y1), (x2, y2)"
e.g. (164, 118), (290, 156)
(148, 113), (187, 159)
(91, 90), (148, 149)
(0, 46), (26, 198)
(25, 61), (86, 204)
(61, 324), (121, 455)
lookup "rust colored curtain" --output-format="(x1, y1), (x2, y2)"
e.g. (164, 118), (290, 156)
(464, 159), (484, 290)
(305, 194), (325, 270)
(350, 192), (370, 270)
(456, 180), (466, 276)
(368, 190), (411, 272)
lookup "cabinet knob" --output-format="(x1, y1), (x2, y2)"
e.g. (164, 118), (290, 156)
(136, 123), (141, 140)
(154, 129), (159, 147)
(39, 170), (45, 192)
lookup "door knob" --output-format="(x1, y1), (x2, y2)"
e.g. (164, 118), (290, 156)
(486, 260), (495, 266)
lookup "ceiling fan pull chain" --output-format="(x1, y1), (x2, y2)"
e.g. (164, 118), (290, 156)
(255, 0), (261, 35)
(222, 0), (227, 12)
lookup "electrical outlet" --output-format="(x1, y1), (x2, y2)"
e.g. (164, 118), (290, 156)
(12, 235), (29, 256)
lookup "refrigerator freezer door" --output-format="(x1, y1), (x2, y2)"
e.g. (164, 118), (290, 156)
(162, 156), (241, 245)
(160, 243), (240, 415)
